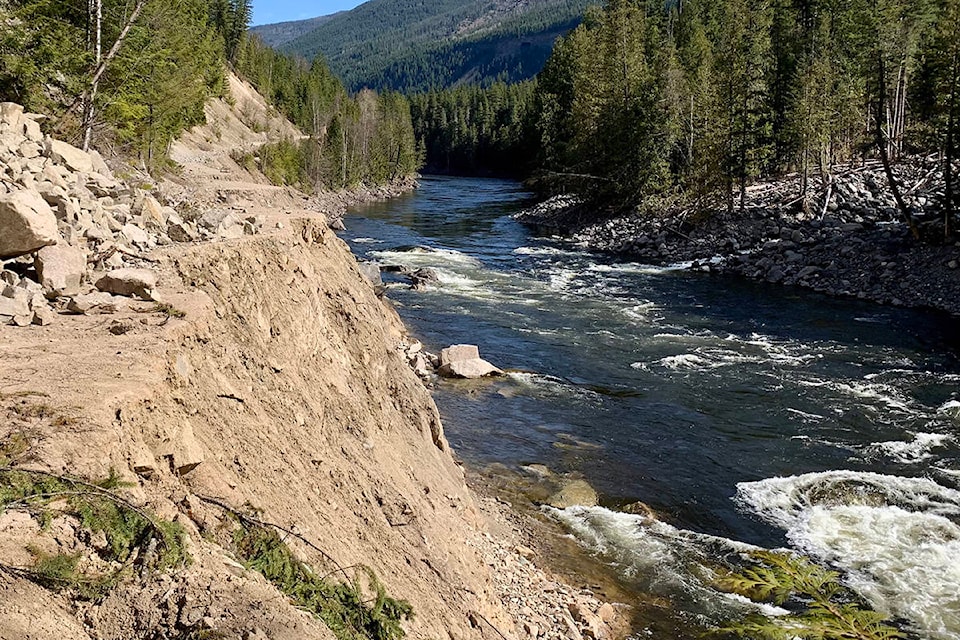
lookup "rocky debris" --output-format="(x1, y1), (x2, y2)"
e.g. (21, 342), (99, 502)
(399, 339), (441, 384)
(517, 159), (960, 315)
(0, 190), (59, 258)
(95, 268), (159, 300)
(438, 344), (503, 379)
(467, 495), (624, 640)
(0, 99), (270, 328)
(545, 479), (599, 509)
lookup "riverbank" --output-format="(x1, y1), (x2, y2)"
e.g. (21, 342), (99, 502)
(0, 83), (627, 639)
(516, 161), (960, 316)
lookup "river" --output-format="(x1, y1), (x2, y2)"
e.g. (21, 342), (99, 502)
(343, 176), (960, 639)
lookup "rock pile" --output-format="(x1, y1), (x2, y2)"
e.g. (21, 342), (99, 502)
(0, 101), (265, 326)
(517, 160), (960, 314)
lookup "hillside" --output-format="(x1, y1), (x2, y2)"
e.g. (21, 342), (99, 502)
(249, 14), (341, 48)
(269, 0), (595, 92)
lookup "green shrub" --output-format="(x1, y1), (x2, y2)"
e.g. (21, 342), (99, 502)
(713, 550), (902, 640)
(233, 524), (413, 640)
(0, 468), (189, 599)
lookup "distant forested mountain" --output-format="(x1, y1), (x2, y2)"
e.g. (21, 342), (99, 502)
(259, 0), (595, 92)
(249, 14), (340, 48)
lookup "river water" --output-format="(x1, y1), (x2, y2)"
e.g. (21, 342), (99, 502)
(343, 176), (960, 639)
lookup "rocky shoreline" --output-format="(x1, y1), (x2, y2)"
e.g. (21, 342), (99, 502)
(516, 162), (960, 316)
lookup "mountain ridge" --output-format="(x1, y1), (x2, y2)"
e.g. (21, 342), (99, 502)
(253, 0), (595, 92)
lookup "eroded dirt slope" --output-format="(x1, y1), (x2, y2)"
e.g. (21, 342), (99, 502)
(0, 74), (514, 640)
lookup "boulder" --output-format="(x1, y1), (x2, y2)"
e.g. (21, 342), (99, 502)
(546, 479), (599, 509)
(23, 117), (42, 143)
(88, 149), (113, 179)
(217, 212), (245, 239)
(95, 268), (158, 300)
(31, 305), (57, 326)
(0, 102), (24, 129)
(44, 138), (93, 174)
(0, 292), (30, 325)
(408, 267), (440, 290)
(35, 243), (86, 297)
(358, 262), (382, 287)
(0, 190), (60, 259)
(131, 445), (158, 478)
(437, 344), (503, 379)
(140, 194), (167, 230)
(121, 222), (149, 246)
(66, 291), (127, 314)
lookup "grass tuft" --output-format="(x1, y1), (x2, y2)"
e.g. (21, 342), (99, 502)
(149, 303), (187, 319)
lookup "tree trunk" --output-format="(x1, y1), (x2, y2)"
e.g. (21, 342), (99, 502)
(876, 48), (920, 240)
(82, 0), (102, 151)
(946, 48), (958, 239)
(74, 0), (146, 149)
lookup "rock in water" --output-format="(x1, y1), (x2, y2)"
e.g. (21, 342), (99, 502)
(0, 190), (60, 259)
(35, 243), (86, 297)
(546, 479), (599, 508)
(358, 262), (382, 287)
(95, 268), (158, 300)
(438, 344), (503, 379)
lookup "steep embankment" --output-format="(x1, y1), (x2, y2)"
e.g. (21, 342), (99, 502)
(1, 77), (622, 639)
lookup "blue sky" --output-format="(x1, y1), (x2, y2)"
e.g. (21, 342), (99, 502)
(252, 0), (365, 25)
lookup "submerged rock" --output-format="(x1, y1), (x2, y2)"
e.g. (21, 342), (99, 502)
(546, 479), (599, 509)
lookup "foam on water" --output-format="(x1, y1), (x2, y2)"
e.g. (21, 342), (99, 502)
(513, 246), (586, 257)
(737, 471), (960, 638)
(549, 506), (774, 622)
(658, 353), (715, 370)
(867, 432), (954, 463)
(585, 261), (693, 275)
(939, 400), (960, 420)
(351, 237), (383, 244)
(370, 246), (483, 269)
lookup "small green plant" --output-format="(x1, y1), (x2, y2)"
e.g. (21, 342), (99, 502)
(0, 432), (31, 466)
(233, 524), (413, 640)
(0, 468), (189, 599)
(712, 550), (903, 640)
(149, 302), (187, 319)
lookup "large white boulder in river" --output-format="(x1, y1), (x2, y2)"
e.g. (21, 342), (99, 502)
(438, 344), (502, 379)
(0, 190), (59, 259)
